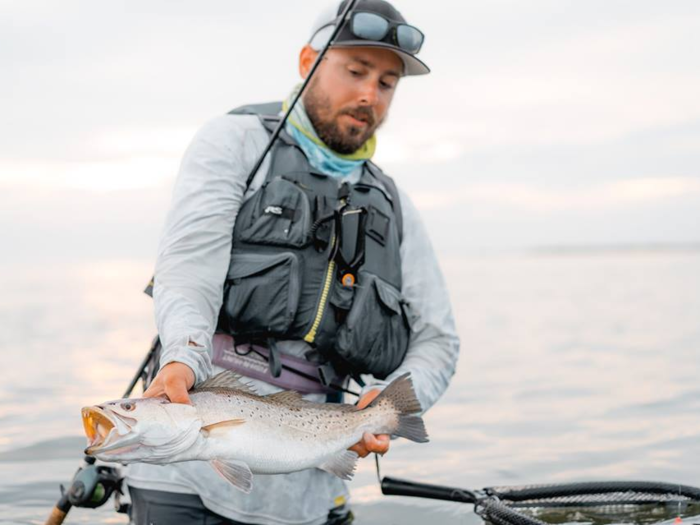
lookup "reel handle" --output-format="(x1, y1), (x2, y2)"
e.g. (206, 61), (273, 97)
(43, 494), (71, 525)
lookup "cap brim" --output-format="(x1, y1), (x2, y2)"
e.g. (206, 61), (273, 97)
(330, 40), (430, 76)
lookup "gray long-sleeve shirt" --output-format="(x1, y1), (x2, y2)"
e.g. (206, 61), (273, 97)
(126, 114), (460, 525)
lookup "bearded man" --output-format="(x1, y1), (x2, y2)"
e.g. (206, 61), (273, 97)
(127, 1), (459, 524)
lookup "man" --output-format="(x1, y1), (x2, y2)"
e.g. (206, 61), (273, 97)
(127, 1), (459, 524)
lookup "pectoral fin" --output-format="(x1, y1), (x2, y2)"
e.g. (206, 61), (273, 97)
(201, 419), (245, 437)
(318, 450), (359, 480)
(210, 459), (253, 493)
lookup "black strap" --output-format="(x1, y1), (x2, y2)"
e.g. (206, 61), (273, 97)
(365, 161), (404, 245)
(229, 101), (302, 187)
(266, 338), (282, 378)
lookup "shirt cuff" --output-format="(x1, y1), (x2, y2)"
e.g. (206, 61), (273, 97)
(159, 334), (213, 387)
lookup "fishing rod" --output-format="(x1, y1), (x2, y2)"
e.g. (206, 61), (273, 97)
(42, 2), (361, 523)
(245, 0), (360, 187)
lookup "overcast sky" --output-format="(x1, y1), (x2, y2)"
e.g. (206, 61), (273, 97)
(2, 0), (699, 263)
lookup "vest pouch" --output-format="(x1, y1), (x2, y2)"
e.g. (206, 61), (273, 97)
(236, 177), (312, 247)
(222, 252), (301, 337)
(335, 272), (411, 379)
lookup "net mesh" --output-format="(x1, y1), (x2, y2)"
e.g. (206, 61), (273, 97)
(487, 482), (700, 508)
(477, 482), (700, 525)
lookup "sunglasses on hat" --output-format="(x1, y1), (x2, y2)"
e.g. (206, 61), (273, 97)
(351, 11), (424, 54)
(322, 11), (425, 55)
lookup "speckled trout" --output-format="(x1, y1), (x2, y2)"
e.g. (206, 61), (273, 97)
(81, 371), (427, 492)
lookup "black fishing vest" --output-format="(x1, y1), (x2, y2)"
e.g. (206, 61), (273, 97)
(216, 102), (411, 379)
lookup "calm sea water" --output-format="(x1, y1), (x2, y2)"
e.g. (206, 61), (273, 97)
(1, 251), (699, 524)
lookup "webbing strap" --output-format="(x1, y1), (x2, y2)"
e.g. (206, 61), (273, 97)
(365, 161), (404, 245)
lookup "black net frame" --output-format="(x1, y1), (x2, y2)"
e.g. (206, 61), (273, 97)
(487, 482), (700, 508)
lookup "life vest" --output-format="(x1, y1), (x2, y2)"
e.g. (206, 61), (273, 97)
(216, 102), (412, 380)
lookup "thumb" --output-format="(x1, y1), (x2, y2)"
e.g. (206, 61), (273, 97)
(357, 389), (381, 410)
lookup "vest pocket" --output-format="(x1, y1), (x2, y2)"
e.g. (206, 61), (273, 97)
(335, 272), (411, 379)
(221, 252), (301, 336)
(237, 178), (312, 247)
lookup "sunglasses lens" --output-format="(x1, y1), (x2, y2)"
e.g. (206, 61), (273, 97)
(352, 12), (390, 41)
(397, 25), (423, 54)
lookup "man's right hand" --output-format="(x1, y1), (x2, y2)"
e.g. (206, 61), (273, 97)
(143, 362), (195, 404)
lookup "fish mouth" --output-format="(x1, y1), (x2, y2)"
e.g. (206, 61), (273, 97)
(82, 406), (115, 454)
(82, 406), (138, 456)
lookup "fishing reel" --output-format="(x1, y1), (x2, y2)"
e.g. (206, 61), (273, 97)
(61, 456), (126, 512)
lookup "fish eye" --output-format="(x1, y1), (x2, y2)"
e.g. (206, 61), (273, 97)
(120, 402), (136, 412)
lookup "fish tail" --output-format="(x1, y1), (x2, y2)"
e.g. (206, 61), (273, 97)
(369, 373), (429, 443)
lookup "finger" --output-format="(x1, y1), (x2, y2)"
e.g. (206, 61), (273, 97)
(142, 380), (163, 399)
(165, 377), (192, 405)
(372, 434), (390, 454)
(348, 442), (370, 458)
(363, 433), (390, 455)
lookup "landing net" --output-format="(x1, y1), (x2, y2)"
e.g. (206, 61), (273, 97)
(479, 482), (700, 525)
(381, 477), (700, 525)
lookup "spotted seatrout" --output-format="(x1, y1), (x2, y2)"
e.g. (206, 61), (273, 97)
(81, 372), (428, 492)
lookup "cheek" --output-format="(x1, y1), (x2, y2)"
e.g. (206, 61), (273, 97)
(374, 97), (392, 122)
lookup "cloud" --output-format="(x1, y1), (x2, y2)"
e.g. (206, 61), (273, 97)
(0, 156), (179, 192)
(1, 0), (699, 252)
(411, 177), (700, 213)
(88, 127), (197, 158)
(382, 7), (700, 153)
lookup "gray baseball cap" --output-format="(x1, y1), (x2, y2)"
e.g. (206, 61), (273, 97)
(309, 0), (430, 76)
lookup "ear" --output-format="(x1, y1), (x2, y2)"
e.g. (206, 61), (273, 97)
(299, 45), (319, 79)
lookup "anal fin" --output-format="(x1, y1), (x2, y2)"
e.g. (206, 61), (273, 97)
(210, 459), (253, 493)
(318, 450), (358, 481)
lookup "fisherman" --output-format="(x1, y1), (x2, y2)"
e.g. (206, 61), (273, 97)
(126, 0), (459, 523)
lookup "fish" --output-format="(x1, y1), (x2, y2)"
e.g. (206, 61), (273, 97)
(81, 371), (428, 493)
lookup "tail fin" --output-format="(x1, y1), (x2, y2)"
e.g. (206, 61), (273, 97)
(369, 373), (429, 443)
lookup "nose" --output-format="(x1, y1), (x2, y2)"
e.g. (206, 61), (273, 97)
(357, 79), (379, 107)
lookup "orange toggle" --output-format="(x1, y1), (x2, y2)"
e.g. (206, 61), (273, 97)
(341, 273), (355, 287)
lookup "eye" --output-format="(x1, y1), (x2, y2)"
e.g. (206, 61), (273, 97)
(120, 402), (135, 412)
(349, 69), (362, 77)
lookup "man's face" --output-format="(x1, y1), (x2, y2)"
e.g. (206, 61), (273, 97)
(302, 46), (402, 154)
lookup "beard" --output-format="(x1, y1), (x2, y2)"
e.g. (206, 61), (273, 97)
(303, 78), (384, 155)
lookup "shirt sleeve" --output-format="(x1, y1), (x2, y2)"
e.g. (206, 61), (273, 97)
(359, 188), (460, 412)
(153, 115), (269, 386)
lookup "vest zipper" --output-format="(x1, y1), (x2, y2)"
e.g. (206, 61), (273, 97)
(303, 234), (336, 344)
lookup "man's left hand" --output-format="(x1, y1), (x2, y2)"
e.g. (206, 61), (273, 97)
(348, 389), (390, 458)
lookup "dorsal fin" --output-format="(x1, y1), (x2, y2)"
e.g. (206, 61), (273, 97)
(193, 371), (257, 395)
(265, 390), (359, 413)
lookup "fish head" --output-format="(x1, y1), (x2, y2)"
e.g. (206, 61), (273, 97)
(82, 397), (201, 462)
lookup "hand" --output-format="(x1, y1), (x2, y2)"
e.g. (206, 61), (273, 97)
(348, 389), (390, 458)
(143, 362), (195, 404)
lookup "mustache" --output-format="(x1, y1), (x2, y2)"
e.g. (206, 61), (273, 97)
(340, 106), (376, 127)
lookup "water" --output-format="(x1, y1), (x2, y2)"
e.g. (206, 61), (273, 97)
(1, 251), (699, 524)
